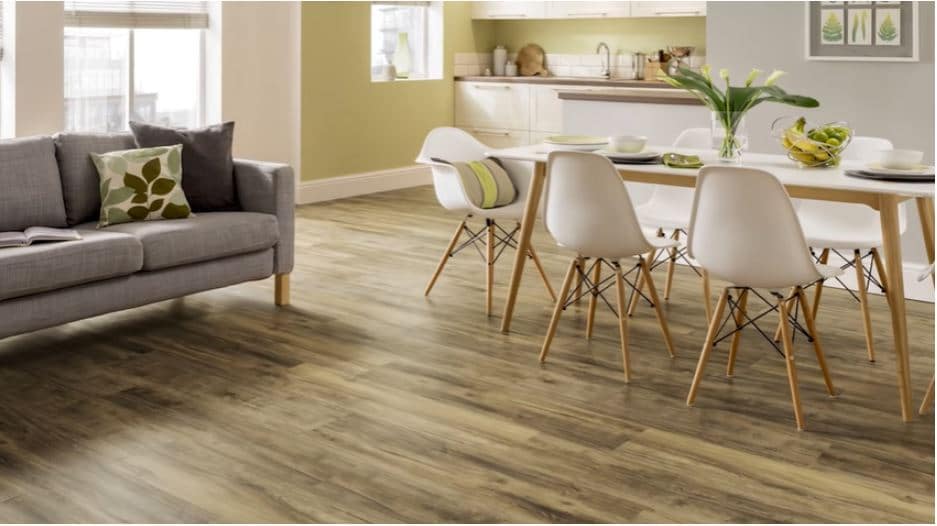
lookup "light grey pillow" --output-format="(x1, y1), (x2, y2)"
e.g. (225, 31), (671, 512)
(129, 121), (237, 212)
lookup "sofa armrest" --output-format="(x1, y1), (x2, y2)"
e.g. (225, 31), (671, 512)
(234, 159), (295, 274)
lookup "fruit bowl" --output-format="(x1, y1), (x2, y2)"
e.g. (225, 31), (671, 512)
(771, 116), (853, 168)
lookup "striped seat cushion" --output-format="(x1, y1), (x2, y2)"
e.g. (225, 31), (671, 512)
(435, 158), (517, 209)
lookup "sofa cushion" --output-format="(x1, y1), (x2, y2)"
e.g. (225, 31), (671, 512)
(0, 136), (68, 232)
(129, 121), (238, 212)
(0, 231), (143, 301)
(54, 132), (137, 226)
(79, 212), (278, 271)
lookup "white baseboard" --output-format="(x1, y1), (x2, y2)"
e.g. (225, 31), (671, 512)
(297, 165), (431, 204)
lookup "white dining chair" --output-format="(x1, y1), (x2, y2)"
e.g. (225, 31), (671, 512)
(628, 128), (711, 317)
(416, 127), (555, 315)
(539, 151), (677, 382)
(686, 165), (840, 431)
(784, 136), (905, 363)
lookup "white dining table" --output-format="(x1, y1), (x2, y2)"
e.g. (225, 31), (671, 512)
(487, 144), (935, 422)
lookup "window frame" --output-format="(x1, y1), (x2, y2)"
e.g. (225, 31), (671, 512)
(370, 1), (443, 83)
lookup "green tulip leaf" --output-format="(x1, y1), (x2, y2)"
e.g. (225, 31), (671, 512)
(124, 173), (147, 194)
(151, 178), (176, 196)
(106, 207), (132, 225)
(127, 206), (150, 220)
(141, 157), (162, 183)
(149, 198), (165, 212)
(102, 186), (136, 207)
(161, 202), (191, 219)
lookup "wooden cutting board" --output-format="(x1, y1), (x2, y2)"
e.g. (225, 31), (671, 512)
(516, 44), (549, 77)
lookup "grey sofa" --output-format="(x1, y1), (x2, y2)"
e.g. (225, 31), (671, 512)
(0, 132), (294, 340)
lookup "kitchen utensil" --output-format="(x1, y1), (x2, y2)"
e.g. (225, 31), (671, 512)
(879, 149), (925, 170)
(493, 45), (507, 76)
(632, 52), (647, 80)
(517, 43), (548, 76)
(595, 149), (661, 162)
(863, 162), (934, 176)
(608, 135), (648, 153)
(543, 135), (607, 151)
(505, 62), (518, 76)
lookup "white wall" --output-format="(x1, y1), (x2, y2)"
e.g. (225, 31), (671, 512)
(707, 1), (934, 294)
(2, 1), (64, 137)
(1, 1), (301, 177)
(220, 2), (302, 177)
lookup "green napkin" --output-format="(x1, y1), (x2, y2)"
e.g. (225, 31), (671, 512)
(662, 152), (704, 169)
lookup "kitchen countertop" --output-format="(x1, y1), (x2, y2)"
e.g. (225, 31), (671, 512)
(454, 76), (673, 89)
(558, 88), (703, 106)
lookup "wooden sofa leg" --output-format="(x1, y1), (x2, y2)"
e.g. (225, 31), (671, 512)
(275, 273), (290, 306)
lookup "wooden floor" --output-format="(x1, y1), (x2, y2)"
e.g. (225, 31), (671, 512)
(0, 186), (933, 523)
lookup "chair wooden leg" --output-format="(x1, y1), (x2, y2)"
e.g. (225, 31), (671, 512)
(811, 248), (831, 317)
(486, 220), (495, 316)
(274, 273), (290, 306)
(687, 288), (730, 406)
(796, 287), (835, 396)
(773, 286), (797, 343)
(871, 248), (890, 298)
(627, 249), (656, 317)
(701, 269), (713, 322)
(540, 259), (579, 363)
(640, 257), (675, 358)
(920, 376), (935, 415)
(527, 244), (557, 301)
(573, 255), (585, 305)
(778, 295), (806, 431)
(854, 250), (876, 362)
(664, 230), (679, 301)
(726, 288), (749, 377)
(614, 264), (632, 382)
(586, 259), (602, 339)
(424, 218), (466, 296)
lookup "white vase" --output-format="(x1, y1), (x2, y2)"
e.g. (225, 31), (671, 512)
(394, 32), (411, 79)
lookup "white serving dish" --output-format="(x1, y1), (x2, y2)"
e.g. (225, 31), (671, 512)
(879, 149), (925, 170)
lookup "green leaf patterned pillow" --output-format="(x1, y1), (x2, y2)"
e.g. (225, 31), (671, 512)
(91, 144), (193, 227)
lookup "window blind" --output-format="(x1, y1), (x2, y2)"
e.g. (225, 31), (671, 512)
(64, 1), (209, 29)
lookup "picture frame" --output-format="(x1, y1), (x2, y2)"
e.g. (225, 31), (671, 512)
(805, 1), (919, 61)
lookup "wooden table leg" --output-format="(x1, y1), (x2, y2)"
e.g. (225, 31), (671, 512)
(916, 197), (935, 272)
(879, 194), (913, 421)
(500, 161), (547, 333)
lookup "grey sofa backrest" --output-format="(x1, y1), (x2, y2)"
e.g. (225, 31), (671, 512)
(53, 132), (136, 225)
(0, 136), (68, 232)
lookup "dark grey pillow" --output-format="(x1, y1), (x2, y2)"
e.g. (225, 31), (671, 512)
(129, 121), (237, 211)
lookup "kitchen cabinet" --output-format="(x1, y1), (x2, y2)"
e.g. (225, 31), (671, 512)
(546, 1), (630, 18)
(471, 1), (547, 19)
(630, 1), (706, 17)
(455, 82), (531, 131)
(530, 85), (594, 134)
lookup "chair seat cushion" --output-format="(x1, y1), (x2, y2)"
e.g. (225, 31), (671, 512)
(79, 212), (278, 271)
(0, 231), (143, 301)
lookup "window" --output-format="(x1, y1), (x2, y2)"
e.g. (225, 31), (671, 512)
(64, 1), (208, 132)
(370, 1), (442, 82)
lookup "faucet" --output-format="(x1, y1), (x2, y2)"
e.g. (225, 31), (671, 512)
(596, 42), (611, 79)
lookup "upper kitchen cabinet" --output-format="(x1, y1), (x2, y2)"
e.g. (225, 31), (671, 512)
(630, 1), (706, 17)
(546, 2), (631, 18)
(471, 1), (547, 19)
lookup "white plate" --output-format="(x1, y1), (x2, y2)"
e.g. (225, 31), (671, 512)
(595, 149), (660, 160)
(542, 135), (608, 151)
(864, 162), (935, 176)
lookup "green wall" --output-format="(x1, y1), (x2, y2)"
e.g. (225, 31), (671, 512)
(487, 16), (706, 56)
(301, 2), (493, 181)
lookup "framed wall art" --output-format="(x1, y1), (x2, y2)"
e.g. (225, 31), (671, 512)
(806, 1), (919, 61)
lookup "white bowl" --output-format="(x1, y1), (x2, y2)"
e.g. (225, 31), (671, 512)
(879, 149), (924, 170)
(608, 135), (647, 154)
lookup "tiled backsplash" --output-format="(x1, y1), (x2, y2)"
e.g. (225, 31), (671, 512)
(454, 52), (706, 79)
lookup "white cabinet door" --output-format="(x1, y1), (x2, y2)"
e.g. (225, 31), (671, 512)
(455, 82), (531, 131)
(530, 85), (595, 134)
(630, 1), (705, 17)
(546, 1), (630, 18)
(461, 128), (532, 149)
(472, 1), (547, 19)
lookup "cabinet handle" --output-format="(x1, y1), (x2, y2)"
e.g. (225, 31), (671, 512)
(472, 129), (511, 137)
(567, 12), (608, 17)
(653, 9), (701, 15)
(489, 13), (527, 18)
(473, 84), (511, 90)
